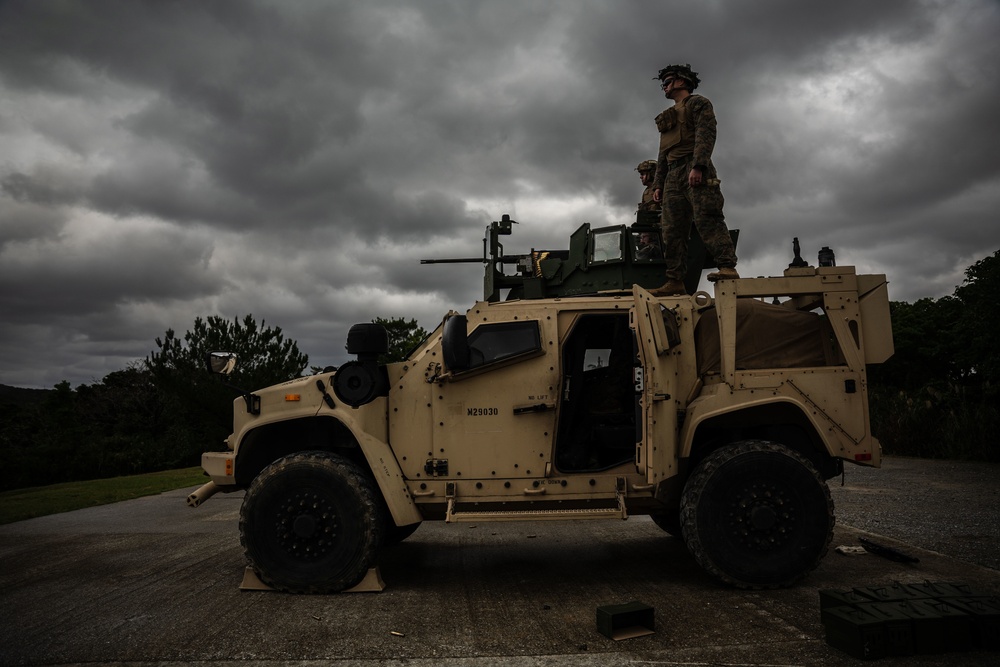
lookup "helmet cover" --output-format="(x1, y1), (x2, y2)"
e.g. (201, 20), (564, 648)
(655, 63), (700, 91)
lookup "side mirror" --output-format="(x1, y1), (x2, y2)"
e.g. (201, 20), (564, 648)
(205, 352), (237, 376)
(441, 314), (470, 371)
(204, 352), (258, 415)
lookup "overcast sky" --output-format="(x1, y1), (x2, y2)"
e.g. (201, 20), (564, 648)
(2, 0), (999, 389)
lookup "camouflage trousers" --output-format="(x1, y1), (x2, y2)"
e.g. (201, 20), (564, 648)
(660, 160), (737, 281)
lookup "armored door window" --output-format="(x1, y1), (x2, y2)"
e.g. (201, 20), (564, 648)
(583, 348), (611, 371)
(467, 321), (541, 369)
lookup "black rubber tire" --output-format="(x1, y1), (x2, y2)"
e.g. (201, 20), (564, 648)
(680, 440), (834, 589)
(346, 323), (388, 356)
(240, 451), (384, 593)
(650, 509), (682, 537)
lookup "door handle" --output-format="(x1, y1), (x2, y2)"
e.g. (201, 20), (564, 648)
(513, 403), (555, 415)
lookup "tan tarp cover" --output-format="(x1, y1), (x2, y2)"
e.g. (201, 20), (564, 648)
(696, 299), (836, 375)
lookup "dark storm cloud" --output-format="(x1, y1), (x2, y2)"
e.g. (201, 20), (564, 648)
(0, 217), (220, 323)
(1, 0), (998, 388)
(0, 199), (67, 248)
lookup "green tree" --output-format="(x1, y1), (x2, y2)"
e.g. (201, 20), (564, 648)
(869, 248), (1000, 461)
(953, 249), (1000, 389)
(39, 381), (95, 479)
(74, 364), (173, 474)
(146, 314), (309, 463)
(372, 316), (429, 365)
(148, 315), (309, 390)
(870, 296), (963, 389)
(871, 249), (1000, 392)
(0, 394), (46, 490)
(0, 381), (99, 490)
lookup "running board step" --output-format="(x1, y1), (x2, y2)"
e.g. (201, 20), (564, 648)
(445, 478), (628, 523)
(445, 505), (626, 522)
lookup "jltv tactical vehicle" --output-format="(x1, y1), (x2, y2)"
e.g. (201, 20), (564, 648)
(191, 215), (893, 593)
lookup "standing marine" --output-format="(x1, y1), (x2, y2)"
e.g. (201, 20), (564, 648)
(635, 159), (659, 213)
(650, 64), (739, 296)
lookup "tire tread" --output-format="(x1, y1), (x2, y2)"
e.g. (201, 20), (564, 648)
(680, 440), (834, 589)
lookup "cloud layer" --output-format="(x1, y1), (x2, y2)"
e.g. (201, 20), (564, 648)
(2, 0), (999, 388)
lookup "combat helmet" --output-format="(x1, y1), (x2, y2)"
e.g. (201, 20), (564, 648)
(635, 160), (656, 173)
(655, 63), (700, 91)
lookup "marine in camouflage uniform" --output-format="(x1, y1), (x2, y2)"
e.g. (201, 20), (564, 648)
(635, 159), (659, 213)
(650, 64), (738, 296)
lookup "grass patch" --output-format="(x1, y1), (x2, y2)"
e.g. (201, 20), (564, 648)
(0, 467), (207, 525)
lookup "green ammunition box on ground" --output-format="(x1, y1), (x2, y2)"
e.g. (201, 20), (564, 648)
(819, 588), (873, 609)
(853, 583), (924, 603)
(822, 605), (890, 660)
(904, 582), (990, 599)
(853, 603), (915, 656)
(890, 599), (974, 654)
(944, 597), (1000, 651)
(596, 601), (655, 640)
(821, 583), (1000, 659)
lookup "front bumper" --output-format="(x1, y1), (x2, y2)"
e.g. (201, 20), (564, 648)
(202, 451), (237, 485)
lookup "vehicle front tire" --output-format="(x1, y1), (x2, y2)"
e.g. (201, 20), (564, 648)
(680, 440), (834, 588)
(240, 451), (384, 593)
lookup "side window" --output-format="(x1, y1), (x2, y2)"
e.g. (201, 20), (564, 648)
(591, 229), (623, 263)
(467, 321), (541, 369)
(632, 230), (663, 262)
(583, 348), (611, 371)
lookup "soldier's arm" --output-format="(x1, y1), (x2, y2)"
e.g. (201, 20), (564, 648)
(652, 144), (670, 193)
(689, 96), (718, 170)
(652, 111), (671, 191)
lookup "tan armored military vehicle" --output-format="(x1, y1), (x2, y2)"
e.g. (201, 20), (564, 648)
(191, 215), (893, 593)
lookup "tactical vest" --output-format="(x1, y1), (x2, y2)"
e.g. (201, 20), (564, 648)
(638, 185), (659, 212)
(655, 95), (699, 162)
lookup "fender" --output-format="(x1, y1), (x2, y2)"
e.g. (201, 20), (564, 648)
(680, 386), (871, 463)
(228, 391), (422, 527)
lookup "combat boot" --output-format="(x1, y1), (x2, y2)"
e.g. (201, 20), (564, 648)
(649, 279), (686, 297)
(707, 267), (740, 282)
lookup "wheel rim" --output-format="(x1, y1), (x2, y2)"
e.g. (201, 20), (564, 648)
(275, 490), (341, 561)
(728, 479), (798, 552)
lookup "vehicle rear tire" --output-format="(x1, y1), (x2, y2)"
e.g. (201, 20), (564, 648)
(680, 440), (834, 588)
(650, 509), (682, 537)
(240, 451), (384, 593)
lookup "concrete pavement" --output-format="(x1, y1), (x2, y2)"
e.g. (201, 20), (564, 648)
(1, 457), (998, 666)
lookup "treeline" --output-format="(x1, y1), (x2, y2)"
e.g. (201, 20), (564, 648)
(0, 315), (428, 493)
(868, 249), (999, 461)
(0, 315), (309, 492)
(0, 252), (996, 493)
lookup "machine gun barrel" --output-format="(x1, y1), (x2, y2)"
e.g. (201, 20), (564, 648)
(420, 255), (523, 264)
(420, 257), (484, 264)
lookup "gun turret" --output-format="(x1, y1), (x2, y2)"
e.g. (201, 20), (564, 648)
(422, 213), (738, 301)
